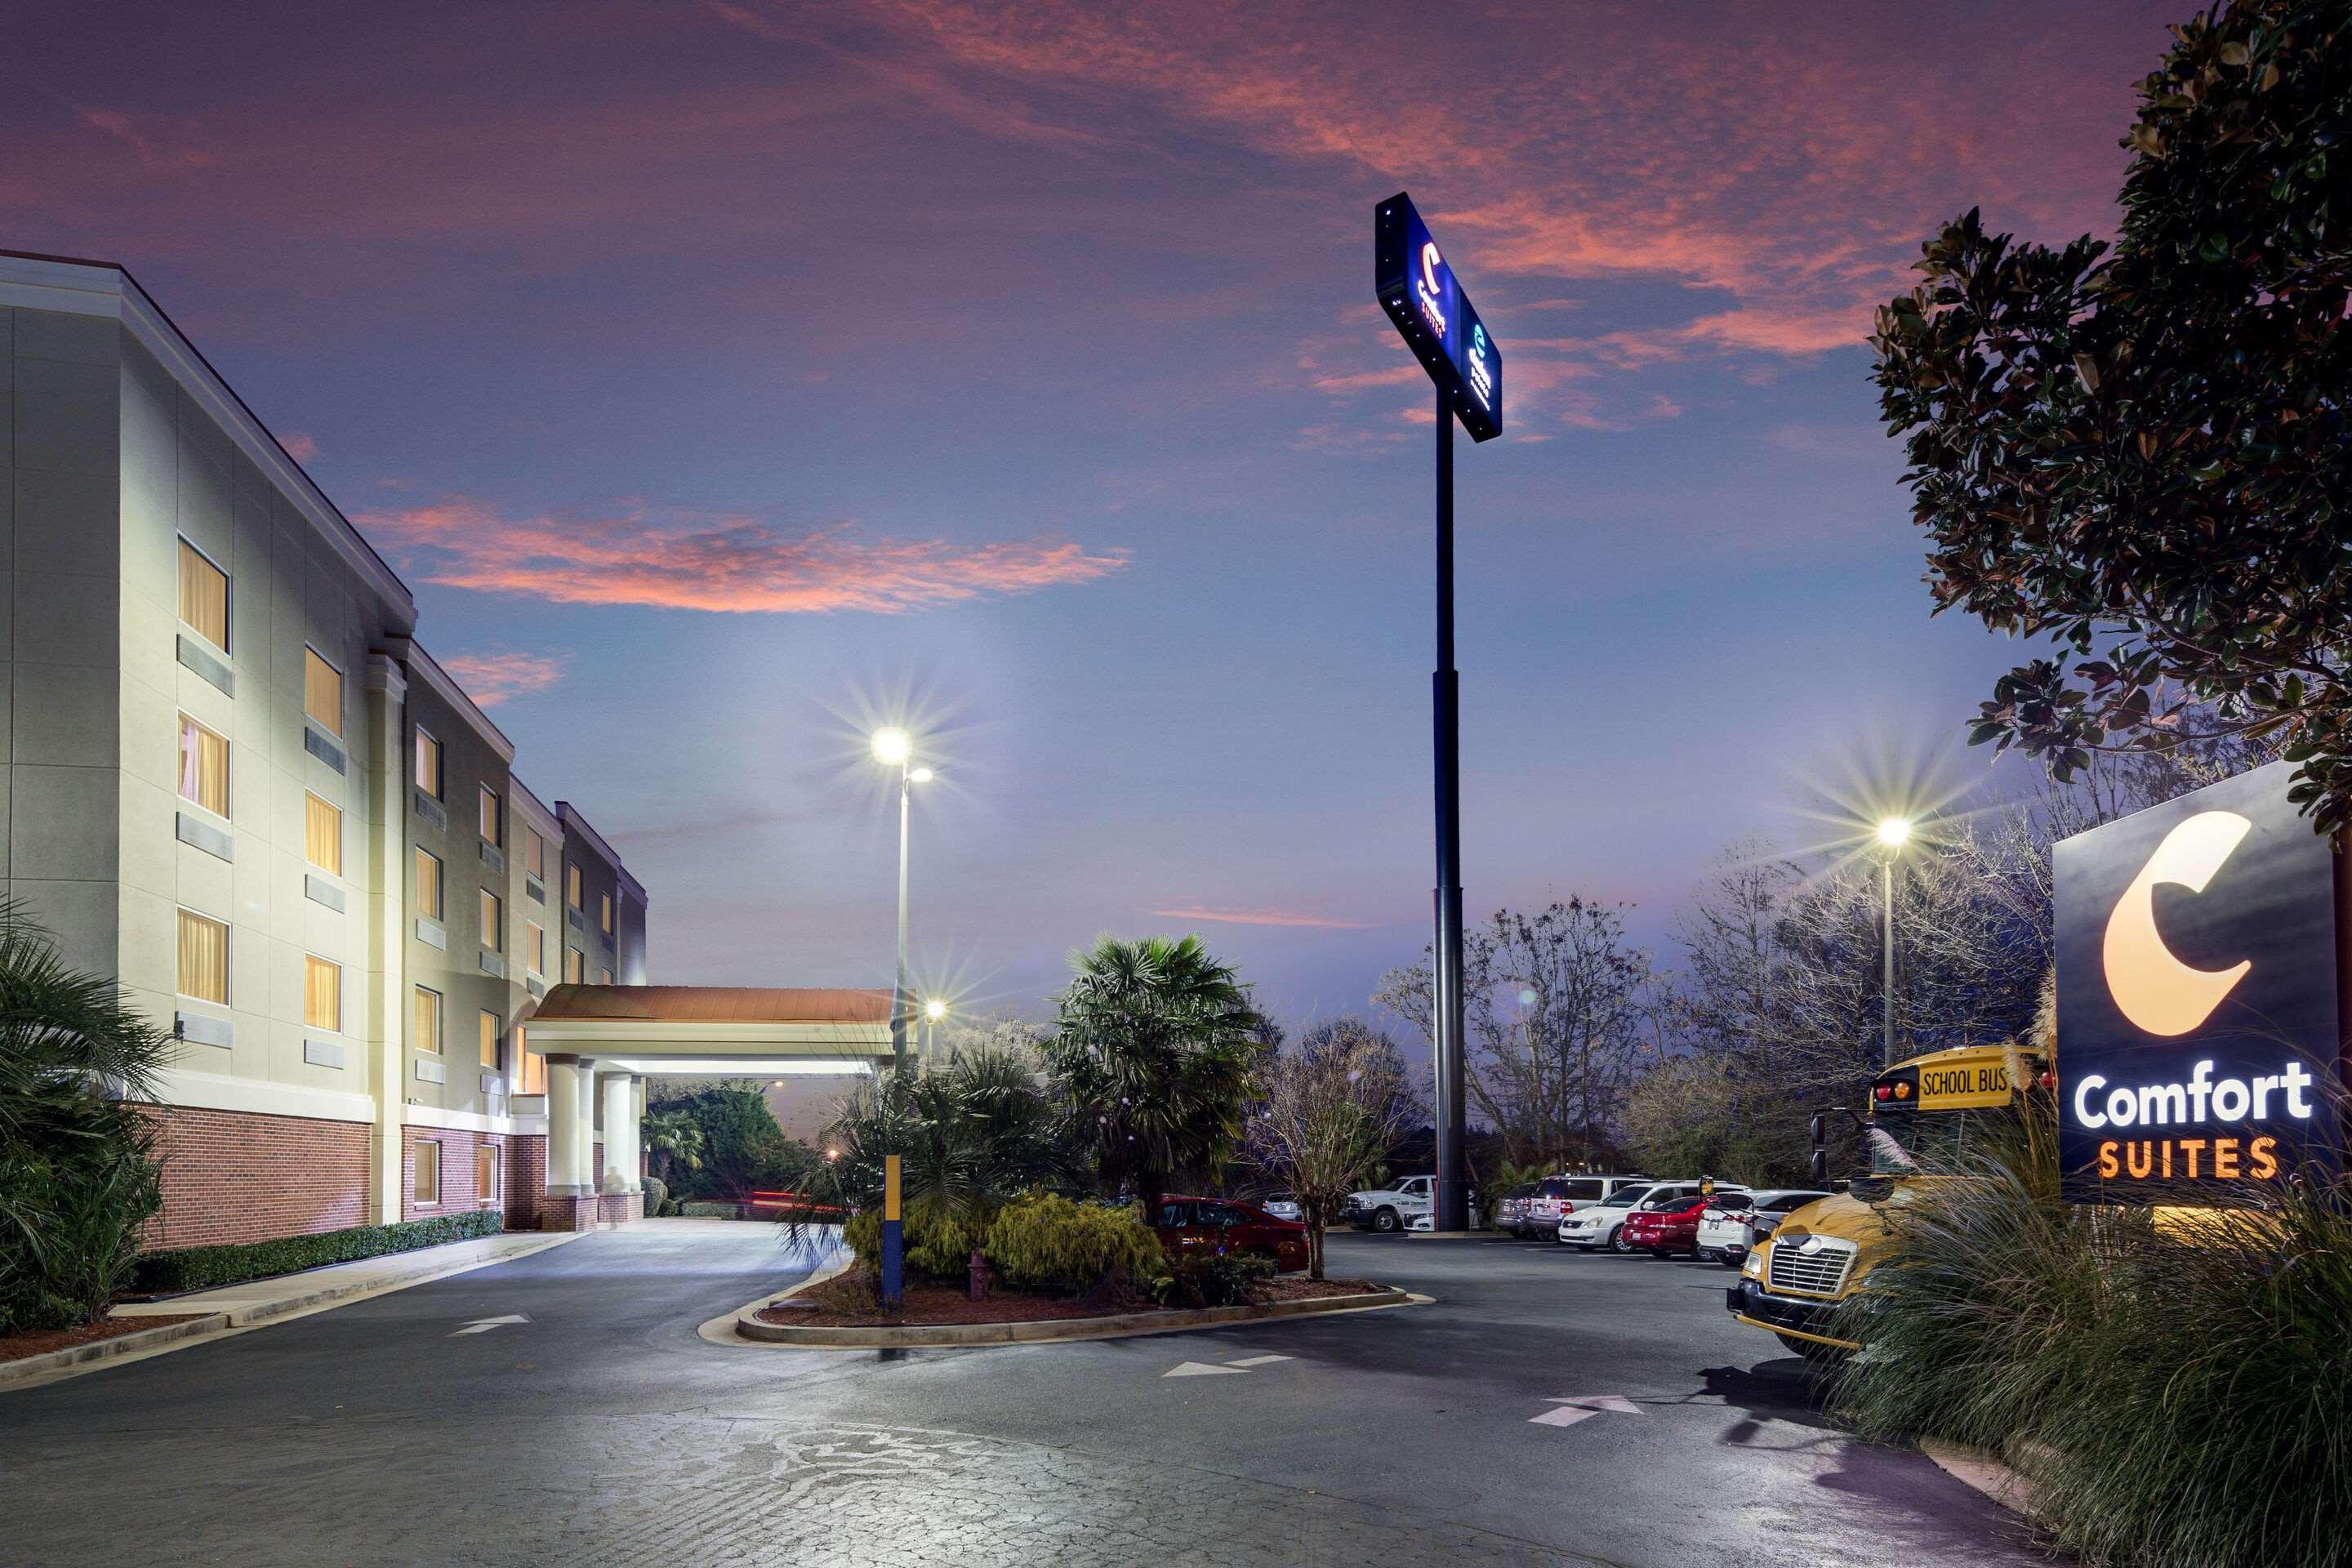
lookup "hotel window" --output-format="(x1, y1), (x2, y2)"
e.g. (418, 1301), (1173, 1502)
(598, 966), (613, 986)
(567, 862), (582, 909)
(303, 648), (342, 737)
(413, 985), (443, 1054)
(479, 784), (501, 845)
(519, 1027), (545, 1094)
(177, 538), (229, 652)
(413, 1141), (440, 1205)
(524, 826), (546, 882)
(414, 847), (443, 919)
(303, 955), (341, 1032)
(564, 949), (584, 984)
(525, 920), (546, 975)
(476, 1144), (498, 1208)
(479, 1009), (501, 1070)
(305, 792), (342, 875)
(176, 714), (229, 817)
(600, 892), (613, 934)
(176, 910), (229, 1004)
(414, 727), (442, 798)
(480, 888), (503, 951)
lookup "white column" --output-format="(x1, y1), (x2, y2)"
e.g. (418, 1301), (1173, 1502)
(601, 1072), (639, 1193)
(546, 1055), (586, 1195)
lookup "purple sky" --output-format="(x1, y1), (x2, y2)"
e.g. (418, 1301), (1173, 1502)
(7, 2), (2180, 1029)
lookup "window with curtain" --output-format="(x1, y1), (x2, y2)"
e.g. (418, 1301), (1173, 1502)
(475, 1145), (497, 1207)
(525, 921), (545, 975)
(304, 956), (341, 1032)
(598, 967), (613, 986)
(176, 910), (229, 1003)
(564, 949), (583, 984)
(413, 1141), (440, 1205)
(479, 889), (501, 951)
(305, 793), (341, 875)
(524, 826), (545, 881)
(177, 539), (229, 650)
(413, 986), (442, 1054)
(303, 648), (342, 737)
(567, 863), (581, 908)
(414, 728), (442, 797)
(519, 1027), (544, 1094)
(176, 714), (229, 817)
(415, 847), (441, 919)
(479, 1010), (501, 1069)
(479, 785), (501, 844)
(600, 892), (612, 934)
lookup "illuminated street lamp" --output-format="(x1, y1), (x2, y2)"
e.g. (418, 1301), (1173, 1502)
(923, 997), (947, 1073)
(1874, 817), (1915, 1065)
(871, 728), (933, 1076)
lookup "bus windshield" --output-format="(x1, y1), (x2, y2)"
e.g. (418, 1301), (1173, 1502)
(1867, 1104), (2021, 1174)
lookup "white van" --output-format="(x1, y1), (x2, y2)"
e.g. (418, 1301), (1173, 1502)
(1519, 1174), (1653, 1237)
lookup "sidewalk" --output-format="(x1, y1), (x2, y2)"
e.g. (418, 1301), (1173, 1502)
(3, 1229), (581, 1390)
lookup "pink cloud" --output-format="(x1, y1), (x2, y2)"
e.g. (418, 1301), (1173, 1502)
(441, 648), (571, 706)
(354, 497), (1127, 614)
(1150, 906), (1376, 930)
(279, 430), (318, 461)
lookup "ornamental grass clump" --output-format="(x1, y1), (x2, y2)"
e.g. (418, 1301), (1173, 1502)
(1832, 1111), (2352, 1568)
(982, 1192), (1165, 1296)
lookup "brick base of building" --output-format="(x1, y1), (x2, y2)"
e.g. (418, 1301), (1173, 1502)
(599, 1191), (645, 1226)
(138, 1104), (372, 1252)
(541, 1190), (644, 1231)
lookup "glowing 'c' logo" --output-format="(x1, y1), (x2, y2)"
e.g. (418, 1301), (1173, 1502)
(2103, 811), (2254, 1036)
(1421, 241), (1443, 298)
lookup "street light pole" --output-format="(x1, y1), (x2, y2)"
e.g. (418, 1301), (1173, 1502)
(1873, 816), (1912, 1067)
(1432, 382), (1468, 1234)
(895, 762), (911, 1078)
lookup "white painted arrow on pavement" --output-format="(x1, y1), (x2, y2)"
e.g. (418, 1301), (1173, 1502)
(449, 1314), (531, 1337)
(1163, 1361), (1248, 1377)
(1529, 1395), (1643, 1428)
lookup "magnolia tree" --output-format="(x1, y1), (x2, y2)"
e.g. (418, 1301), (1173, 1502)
(1250, 1018), (1417, 1280)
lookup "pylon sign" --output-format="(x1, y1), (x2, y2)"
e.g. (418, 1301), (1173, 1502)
(1376, 192), (1503, 441)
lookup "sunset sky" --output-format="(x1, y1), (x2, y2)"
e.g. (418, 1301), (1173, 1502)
(7, 2), (2182, 1030)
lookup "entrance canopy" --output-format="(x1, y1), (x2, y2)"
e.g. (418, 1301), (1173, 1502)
(524, 985), (891, 1077)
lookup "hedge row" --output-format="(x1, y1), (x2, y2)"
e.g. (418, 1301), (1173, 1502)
(130, 1209), (506, 1295)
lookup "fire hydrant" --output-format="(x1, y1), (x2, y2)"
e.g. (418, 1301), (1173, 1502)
(968, 1249), (996, 1301)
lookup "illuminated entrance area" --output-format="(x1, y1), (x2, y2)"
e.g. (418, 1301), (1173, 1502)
(522, 986), (892, 1230)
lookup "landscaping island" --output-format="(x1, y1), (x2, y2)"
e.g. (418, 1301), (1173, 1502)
(762, 1272), (1383, 1329)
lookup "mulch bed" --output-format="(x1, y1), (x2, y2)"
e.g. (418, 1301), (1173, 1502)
(758, 1274), (1384, 1329)
(0, 1314), (210, 1363)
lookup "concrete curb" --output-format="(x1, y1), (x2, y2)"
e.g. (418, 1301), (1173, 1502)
(1920, 1437), (2045, 1522)
(730, 1284), (1418, 1349)
(2, 1231), (585, 1392)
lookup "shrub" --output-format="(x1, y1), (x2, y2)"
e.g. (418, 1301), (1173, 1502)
(641, 1176), (667, 1215)
(1832, 1124), (2352, 1568)
(983, 1192), (1165, 1294)
(130, 1210), (505, 1296)
(1157, 1250), (1276, 1309)
(842, 1207), (985, 1283)
(680, 1200), (742, 1218)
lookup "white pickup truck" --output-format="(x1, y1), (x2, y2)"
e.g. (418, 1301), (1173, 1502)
(1344, 1175), (1434, 1233)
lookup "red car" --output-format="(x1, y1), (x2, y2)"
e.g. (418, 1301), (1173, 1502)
(1154, 1196), (1310, 1273)
(1619, 1193), (1721, 1258)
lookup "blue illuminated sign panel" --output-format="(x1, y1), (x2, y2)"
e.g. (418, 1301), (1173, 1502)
(1375, 192), (1503, 442)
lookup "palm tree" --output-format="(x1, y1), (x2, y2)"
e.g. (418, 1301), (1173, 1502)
(640, 1107), (706, 1191)
(0, 900), (171, 1331)
(1045, 934), (1262, 1217)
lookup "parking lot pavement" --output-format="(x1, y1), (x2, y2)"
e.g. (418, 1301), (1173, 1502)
(0, 1225), (2051, 1568)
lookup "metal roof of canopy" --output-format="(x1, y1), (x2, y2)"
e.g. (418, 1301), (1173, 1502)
(523, 985), (892, 1076)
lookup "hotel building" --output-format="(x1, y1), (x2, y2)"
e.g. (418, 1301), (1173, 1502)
(1, 248), (651, 1247)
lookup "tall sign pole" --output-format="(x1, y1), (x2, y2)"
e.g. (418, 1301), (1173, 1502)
(1377, 193), (1501, 1234)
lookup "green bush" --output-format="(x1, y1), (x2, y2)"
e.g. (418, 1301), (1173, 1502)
(641, 1176), (667, 1215)
(983, 1192), (1166, 1294)
(679, 1200), (742, 1218)
(842, 1206), (985, 1282)
(130, 1210), (505, 1296)
(1832, 1125), (2352, 1568)
(1157, 1250), (1276, 1308)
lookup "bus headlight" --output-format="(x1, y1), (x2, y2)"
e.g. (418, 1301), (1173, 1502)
(1740, 1249), (1765, 1280)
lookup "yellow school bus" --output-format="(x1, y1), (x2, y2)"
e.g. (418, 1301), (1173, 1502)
(1726, 1040), (2046, 1354)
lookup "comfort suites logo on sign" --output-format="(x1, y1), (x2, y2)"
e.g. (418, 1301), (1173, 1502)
(2054, 760), (2345, 1202)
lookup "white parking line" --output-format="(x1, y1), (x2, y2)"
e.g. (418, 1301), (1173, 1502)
(1224, 1354), (1291, 1367)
